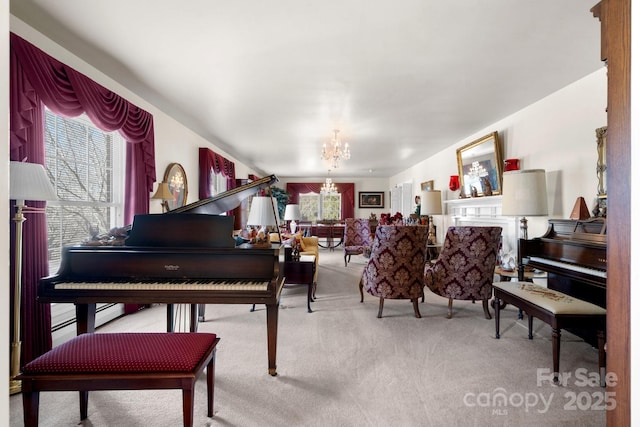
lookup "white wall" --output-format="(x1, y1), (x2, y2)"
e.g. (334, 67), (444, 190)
(390, 68), (607, 239)
(9, 16), (260, 215)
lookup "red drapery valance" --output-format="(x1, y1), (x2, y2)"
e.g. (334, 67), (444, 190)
(10, 33), (156, 224)
(286, 182), (355, 219)
(198, 147), (236, 199)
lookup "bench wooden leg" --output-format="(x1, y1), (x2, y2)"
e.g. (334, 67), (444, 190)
(493, 297), (501, 339)
(79, 390), (89, 420)
(22, 390), (39, 427)
(528, 315), (534, 339)
(552, 327), (561, 383)
(207, 354), (215, 417)
(598, 330), (606, 387)
(182, 385), (194, 427)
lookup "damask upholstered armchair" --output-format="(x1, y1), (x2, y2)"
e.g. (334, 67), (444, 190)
(343, 218), (374, 267)
(359, 225), (429, 318)
(424, 226), (502, 319)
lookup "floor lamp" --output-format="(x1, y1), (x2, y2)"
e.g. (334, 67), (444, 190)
(421, 190), (443, 245)
(501, 169), (548, 240)
(9, 161), (58, 395)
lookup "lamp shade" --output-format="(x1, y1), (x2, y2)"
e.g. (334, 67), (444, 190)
(420, 190), (443, 215)
(10, 161), (57, 203)
(284, 204), (301, 221)
(501, 169), (548, 216)
(151, 182), (174, 200)
(247, 196), (278, 227)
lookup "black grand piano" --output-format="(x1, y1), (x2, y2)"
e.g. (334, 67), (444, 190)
(518, 218), (607, 345)
(39, 175), (284, 376)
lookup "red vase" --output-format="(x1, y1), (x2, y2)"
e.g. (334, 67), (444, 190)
(449, 175), (460, 192)
(504, 158), (520, 171)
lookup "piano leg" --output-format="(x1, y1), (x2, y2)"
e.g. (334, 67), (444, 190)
(75, 303), (96, 335)
(166, 305), (174, 332)
(266, 302), (279, 376)
(190, 304), (198, 332)
(166, 304), (199, 332)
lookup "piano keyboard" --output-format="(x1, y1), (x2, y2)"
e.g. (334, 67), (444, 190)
(54, 279), (270, 291)
(528, 256), (607, 279)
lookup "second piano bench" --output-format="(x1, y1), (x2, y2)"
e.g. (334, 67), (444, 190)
(17, 332), (220, 427)
(492, 281), (606, 384)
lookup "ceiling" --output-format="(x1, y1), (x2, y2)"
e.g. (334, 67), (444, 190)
(10, 0), (602, 179)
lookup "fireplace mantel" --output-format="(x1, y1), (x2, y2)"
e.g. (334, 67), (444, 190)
(444, 195), (519, 255)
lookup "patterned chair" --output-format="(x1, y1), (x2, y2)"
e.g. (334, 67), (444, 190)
(359, 225), (429, 318)
(343, 218), (374, 267)
(424, 226), (502, 319)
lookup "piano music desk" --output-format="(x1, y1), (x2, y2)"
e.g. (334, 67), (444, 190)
(492, 281), (606, 384)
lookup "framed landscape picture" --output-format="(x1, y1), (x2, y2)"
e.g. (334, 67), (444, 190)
(359, 191), (384, 208)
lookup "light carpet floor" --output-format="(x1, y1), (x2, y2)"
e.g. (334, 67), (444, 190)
(10, 249), (606, 426)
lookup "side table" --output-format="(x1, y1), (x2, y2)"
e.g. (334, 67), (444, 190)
(284, 254), (317, 313)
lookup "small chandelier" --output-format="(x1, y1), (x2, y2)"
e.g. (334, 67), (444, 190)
(320, 170), (338, 195)
(321, 129), (350, 169)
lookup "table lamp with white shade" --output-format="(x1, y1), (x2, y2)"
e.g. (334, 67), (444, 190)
(284, 204), (301, 234)
(247, 196), (279, 245)
(501, 169), (548, 240)
(421, 190), (443, 244)
(9, 161), (58, 394)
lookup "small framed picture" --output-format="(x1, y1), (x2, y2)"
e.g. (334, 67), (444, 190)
(421, 180), (434, 191)
(359, 191), (385, 208)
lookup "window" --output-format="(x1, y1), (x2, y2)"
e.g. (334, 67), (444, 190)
(299, 193), (341, 221)
(43, 109), (126, 344)
(208, 169), (228, 197)
(44, 110), (125, 270)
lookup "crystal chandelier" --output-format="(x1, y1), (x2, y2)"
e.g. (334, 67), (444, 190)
(320, 170), (338, 195)
(321, 129), (350, 169)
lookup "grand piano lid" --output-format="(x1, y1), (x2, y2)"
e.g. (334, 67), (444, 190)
(168, 174), (279, 215)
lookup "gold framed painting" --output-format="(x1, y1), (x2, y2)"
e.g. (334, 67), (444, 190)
(421, 180), (434, 191)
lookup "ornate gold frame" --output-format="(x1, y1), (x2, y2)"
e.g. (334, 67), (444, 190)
(595, 126), (607, 216)
(163, 163), (188, 211)
(456, 131), (503, 197)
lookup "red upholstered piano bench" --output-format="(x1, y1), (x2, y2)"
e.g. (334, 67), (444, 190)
(16, 332), (220, 427)
(492, 281), (606, 384)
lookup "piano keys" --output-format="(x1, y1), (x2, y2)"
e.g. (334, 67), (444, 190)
(518, 218), (606, 346)
(39, 175), (285, 376)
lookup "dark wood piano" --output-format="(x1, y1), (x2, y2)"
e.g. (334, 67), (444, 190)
(39, 175), (285, 376)
(518, 218), (606, 345)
